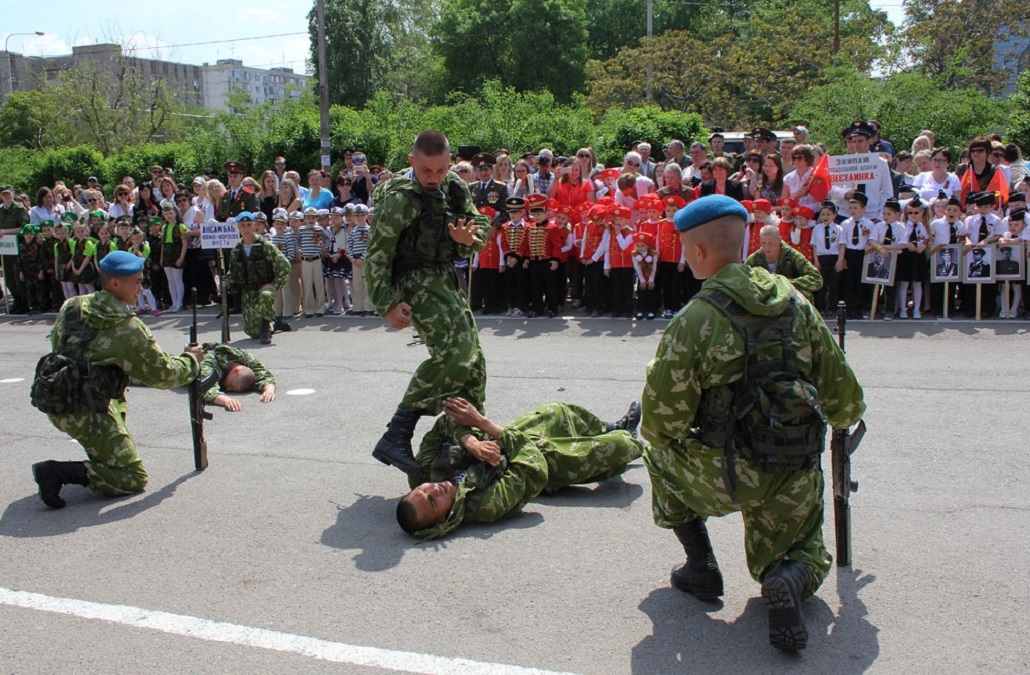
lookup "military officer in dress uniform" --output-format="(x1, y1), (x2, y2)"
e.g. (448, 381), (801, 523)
(217, 161), (259, 314)
(470, 152), (509, 224)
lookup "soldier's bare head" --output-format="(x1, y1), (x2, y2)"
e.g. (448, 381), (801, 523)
(759, 224), (782, 261)
(409, 131), (451, 191)
(224, 363), (256, 393)
(397, 481), (456, 534)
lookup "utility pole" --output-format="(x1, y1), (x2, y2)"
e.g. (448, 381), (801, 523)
(3, 31), (45, 104)
(833, 0), (840, 55)
(646, 0), (653, 102)
(317, 0), (331, 172)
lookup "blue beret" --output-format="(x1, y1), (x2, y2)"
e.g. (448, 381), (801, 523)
(99, 250), (145, 276)
(235, 211), (255, 222)
(673, 195), (749, 233)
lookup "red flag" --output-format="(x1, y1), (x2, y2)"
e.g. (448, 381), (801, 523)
(806, 153), (830, 202)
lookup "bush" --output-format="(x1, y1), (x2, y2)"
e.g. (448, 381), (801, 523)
(0, 147), (43, 194)
(595, 106), (706, 167)
(29, 146), (106, 192)
(1007, 70), (1030, 154)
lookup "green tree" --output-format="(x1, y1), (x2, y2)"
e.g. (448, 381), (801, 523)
(903, 0), (1029, 97)
(0, 90), (69, 150)
(583, 0), (705, 62)
(434, 0), (590, 102)
(1009, 70), (1030, 153)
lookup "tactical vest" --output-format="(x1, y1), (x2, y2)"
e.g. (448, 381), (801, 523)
(30, 297), (129, 418)
(393, 179), (467, 274)
(232, 238), (276, 290)
(692, 288), (826, 498)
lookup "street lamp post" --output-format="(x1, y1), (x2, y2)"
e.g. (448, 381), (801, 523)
(4, 31), (45, 100)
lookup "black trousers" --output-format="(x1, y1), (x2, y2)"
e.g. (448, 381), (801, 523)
(815, 256), (840, 313)
(658, 262), (680, 312)
(609, 267), (634, 317)
(505, 257), (527, 311)
(528, 259), (558, 314)
(843, 248), (866, 316)
(582, 260), (607, 312)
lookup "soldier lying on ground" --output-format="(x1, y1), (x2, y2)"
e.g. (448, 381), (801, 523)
(199, 343), (276, 412)
(396, 396), (644, 540)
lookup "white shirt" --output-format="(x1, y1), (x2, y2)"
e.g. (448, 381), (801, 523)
(811, 222), (844, 257)
(841, 217), (874, 250)
(783, 168), (821, 213)
(930, 217), (966, 247)
(963, 213), (1005, 244)
(849, 153), (893, 221)
(912, 171), (961, 202)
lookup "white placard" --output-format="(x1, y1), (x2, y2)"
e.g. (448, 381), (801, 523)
(0, 235), (18, 255)
(828, 154), (885, 187)
(201, 219), (240, 250)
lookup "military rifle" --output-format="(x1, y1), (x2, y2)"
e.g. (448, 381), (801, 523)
(833, 300), (866, 566)
(188, 288), (216, 470)
(217, 250), (230, 343)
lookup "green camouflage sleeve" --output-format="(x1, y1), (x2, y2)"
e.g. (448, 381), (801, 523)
(453, 177), (488, 258)
(199, 346), (232, 404)
(639, 306), (713, 454)
(786, 247), (823, 298)
(238, 347), (275, 392)
(365, 180), (418, 315)
(96, 320), (200, 390)
(465, 428), (549, 523)
(801, 303), (865, 428)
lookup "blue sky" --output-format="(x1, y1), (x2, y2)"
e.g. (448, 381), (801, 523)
(3, 1), (907, 76)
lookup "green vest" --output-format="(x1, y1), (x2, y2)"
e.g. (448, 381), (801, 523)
(231, 237), (276, 290)
(393, 178), (469, 274)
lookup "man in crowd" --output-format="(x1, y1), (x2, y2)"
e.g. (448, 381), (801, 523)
(470, 152), (508, 223)
(534, 149), (557, 195)
(663, 140), (690, 170)
(396, 396), (643, 540)
(844, 121), (893, 223)
(745, 224), (822, 303)
(641, 195), (865, 652)
(1, 184), (31, 313)
(366, 130), (489, 478)
(30, 251), (204, 509)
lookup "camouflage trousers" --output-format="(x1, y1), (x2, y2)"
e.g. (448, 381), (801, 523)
(508, 402), (644, 490)
(241, 288), (276, 339)
(644, 441), (830, 597)
(48, 398), (148, 497)
(396, 267), (486, 415)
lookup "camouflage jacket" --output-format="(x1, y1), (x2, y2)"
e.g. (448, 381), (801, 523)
(366, 171), (487, 315)
(51, 290), (200, 393)
(227, 234), (290, 292)
(745, 241), (822, 302)
(641, 263), (864, 457)
(199, 344), (275, 404)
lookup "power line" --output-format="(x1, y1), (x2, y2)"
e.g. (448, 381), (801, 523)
(121, 32), (308, 53)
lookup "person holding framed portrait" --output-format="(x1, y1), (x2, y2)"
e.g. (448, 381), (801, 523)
(868, 199), (908, 319)
(997, 208), (1028, 317)
(929, 197), (966, 316)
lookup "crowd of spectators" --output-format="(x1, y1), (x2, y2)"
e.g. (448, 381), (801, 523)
(1, 125), (1027, 322)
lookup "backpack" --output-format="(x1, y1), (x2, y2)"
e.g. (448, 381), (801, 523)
(693, 288), (826, 496)
(30, 298), (127, 418)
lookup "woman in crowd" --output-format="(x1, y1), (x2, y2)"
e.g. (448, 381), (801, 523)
(508, 160), (538, 197)
(302, 169), (334, 210)
(108, 184), (135, 220)
(54, 184), (87, 218)
(696, 157), (746, 201)
(453, 162), (474, 184)
(29, 187), (63, 225)
(913, 150), (932, 175)
(258, 170), (279, 221)
(333, 175), (362, 208)
(493, 152), (514, 185)
(278, 178), (303, 213)
(782, 144), (822, 215)
(548, 158), (596, 208)
(911, 135), (933, 156)
(913, 147), (961, 202)
(156, 176), (177, 207)
(959, 136), (1006, 205)
(751, 152), (784, 204)
(136, 183), (160, 220)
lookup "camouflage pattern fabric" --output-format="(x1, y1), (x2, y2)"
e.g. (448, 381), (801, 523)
(228, 235), (290, 339)
(200, 344), (275, 404)
(45, 290), (201, 496)
(745, 241), (823, 303)
(367, 170), (489, 415)
(410, 402), (644, 540)
(641, 264), (864, 596)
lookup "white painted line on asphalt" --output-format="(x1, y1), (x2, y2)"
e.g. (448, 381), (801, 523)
(0, 588), (578, 675)
(285, 388), (316, 395)
(0, 377), (24, 383)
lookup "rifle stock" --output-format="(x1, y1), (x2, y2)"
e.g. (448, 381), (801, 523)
(188, 288), (213, 470)
(833, 300), (865, 566)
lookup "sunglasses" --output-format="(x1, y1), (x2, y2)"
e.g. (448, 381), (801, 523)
(457, 169), (470, 174)
(991, 152), (1004, 158)
(747, 157), (761, 163)
(577, 153), (591, 158)
(87, 199), (98, 203)
(339, 181), (352, 186)
(626, 161), (640, 167)
(275, 161), (285, 166)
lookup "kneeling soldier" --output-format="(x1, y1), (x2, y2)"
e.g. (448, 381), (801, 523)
(227, 211), (291, 344)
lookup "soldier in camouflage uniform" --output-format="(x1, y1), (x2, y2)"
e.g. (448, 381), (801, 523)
(32, 251), (204, 509)
(16, 224), (45, 314)
(227, 211), (291, 344)
(199, 343), (277, 412)
(366, 131), (490, 478)
(641, 195), (865, 652)
(396, 397), (644, 540)
(745, 224), (822, 304)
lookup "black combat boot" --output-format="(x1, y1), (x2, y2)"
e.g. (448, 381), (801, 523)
(762, 559), (812, 652)
(32, 460), (89, 510)
(671, 519), (724, 601)
(273, 316), (292, 333)
(260, 322), (272, 344)
(604, 401), (642, 437)
(372, 408), (423, 479)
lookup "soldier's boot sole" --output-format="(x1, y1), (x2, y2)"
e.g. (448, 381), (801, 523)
(32, 461), (66, 509)
(671, 564), (724, 602)
(372, 441), (423, 478)
(762, 574), (808, 652)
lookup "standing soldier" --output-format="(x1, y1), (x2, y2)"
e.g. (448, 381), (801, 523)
(470, 152), (509, 223)
(641, 196), (865, 652)
(366, 130), (488, 478)
(30, 251), (204, 509)
(227, 212), (291, 344)
(1, 185), (31, 313)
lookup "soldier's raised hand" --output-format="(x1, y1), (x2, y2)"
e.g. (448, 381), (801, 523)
(448, 219), (482, 247)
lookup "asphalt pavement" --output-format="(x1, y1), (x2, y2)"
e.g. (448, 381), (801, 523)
(0, 310), (1027, 674)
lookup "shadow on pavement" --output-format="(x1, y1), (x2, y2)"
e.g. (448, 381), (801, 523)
(0, 471), (199, 537)
(535, 473), (644, 509)
(632, 567), (878, 673)
(321, 493), (410, 572)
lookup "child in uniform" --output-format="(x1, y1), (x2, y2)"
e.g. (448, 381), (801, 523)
(896, 199), (929, 319)
(811, 201), (845, 315)
(69, 221), (98, 295)
(347, 204), (372, 315)
(128, 227), (160, 315)
(840, 192), (874, 318)
(929, 196), (966, 317)
(631, 231), (658, 320)
(53, 222), (76, 301)
(323, 206), (350, 315)
(580, 203), (611, 317)
(605, 205), (636, 318)
(16, 224), (44, 314)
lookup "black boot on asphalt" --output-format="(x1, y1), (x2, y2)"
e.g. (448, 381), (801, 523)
(372, 408), (423, 479)
(605, 400), (642, 437)
(32, 460), (88, 509)
(671, 519), (724, 601)
(762, 559), (812, 652)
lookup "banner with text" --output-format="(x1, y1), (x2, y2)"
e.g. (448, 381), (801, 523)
(0, 235), (18, 256)
(828, 154), (885, 187)
(201, 220), (240, 250)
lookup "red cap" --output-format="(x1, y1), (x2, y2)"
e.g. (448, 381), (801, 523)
(633, 231), (656, 249)
(587, 204), (610, 221)
(478, 206), (496, 219)
(526, 193), (549, 210)
(596, 195), (615, 206)
(612, 205), (632, 220)
(600, 168), (621, 181)
(753, 199), (772, 214)
(795, 206), (816, 220)
(663, 195), (687, 209)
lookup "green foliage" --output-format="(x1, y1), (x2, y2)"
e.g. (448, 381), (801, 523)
(0, 147), (43, 192)
(0, 91), (67, 150)
(29, 146), (106, 191)
(790, 66), (1008, 155)
(105, 143), (208, 186)
(1008, 70), (1030, 153)
(595, 107), (706, 166)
